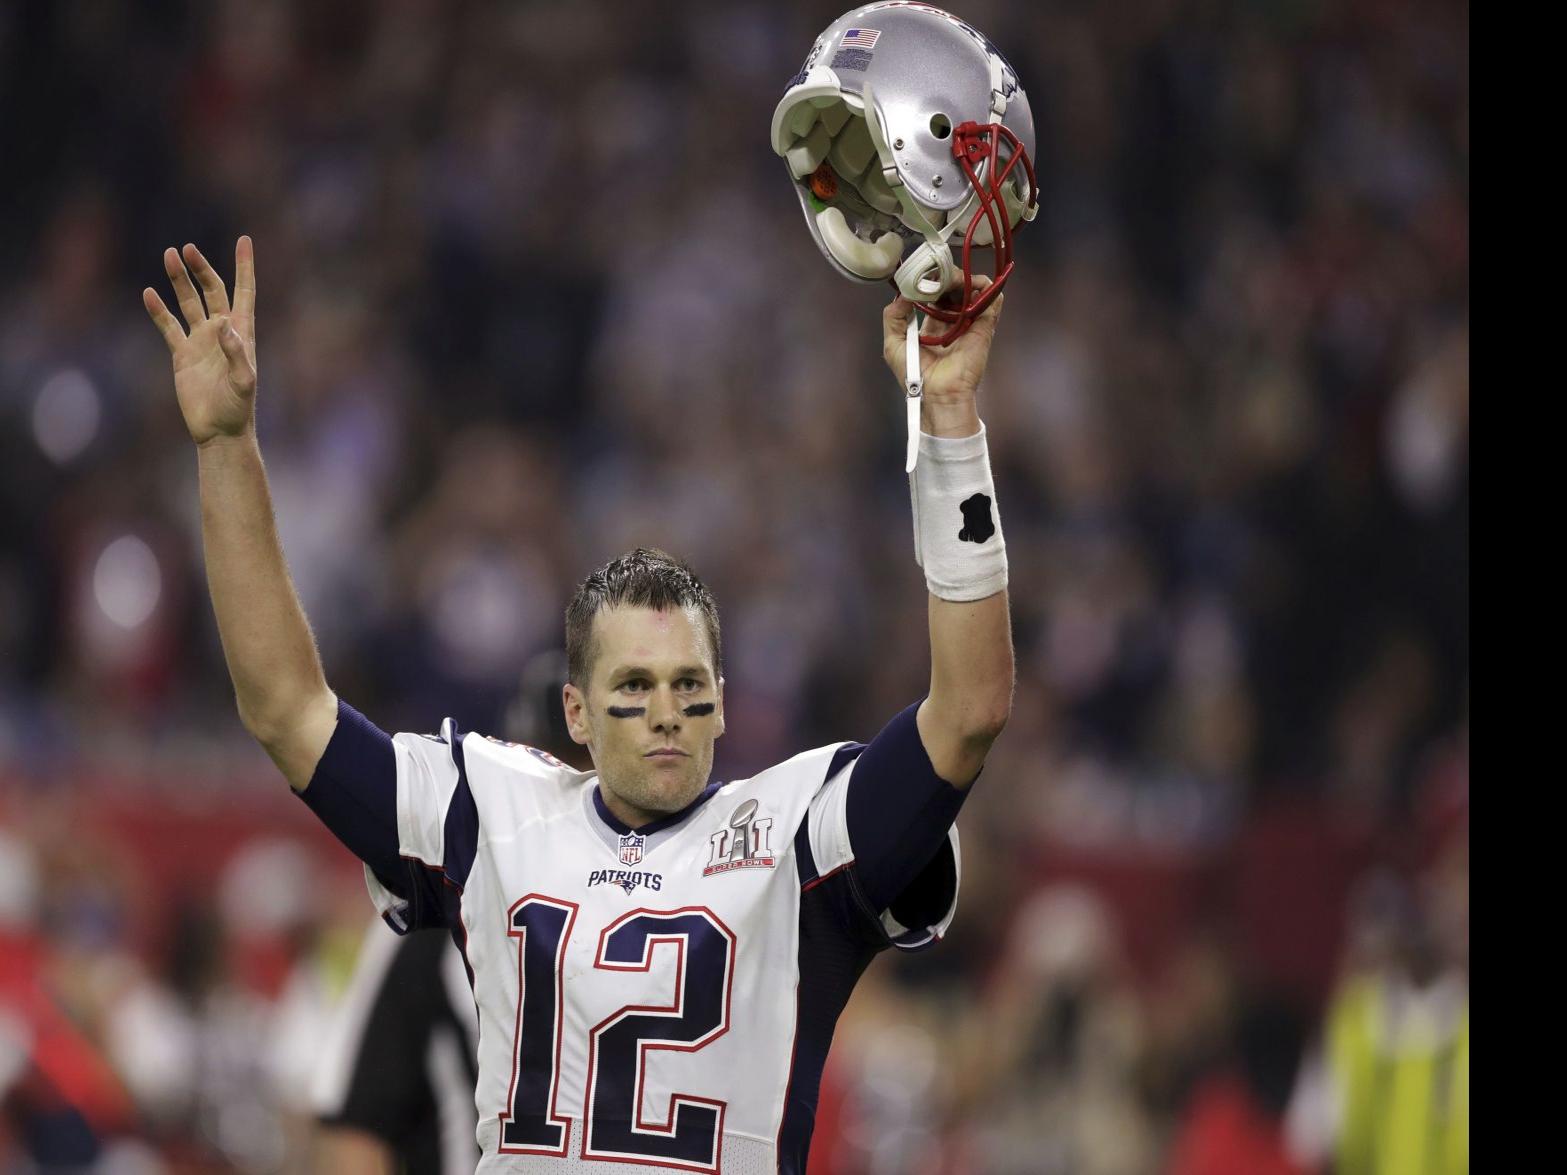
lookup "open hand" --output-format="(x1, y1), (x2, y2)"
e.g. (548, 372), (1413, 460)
(143, 238), (258, 447)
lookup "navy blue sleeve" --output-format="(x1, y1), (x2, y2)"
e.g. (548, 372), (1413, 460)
(298, 699), (403, 881)
(292, 701), (442, 929)
(843, 699), (971, 917)
(297, 700), (469, 933)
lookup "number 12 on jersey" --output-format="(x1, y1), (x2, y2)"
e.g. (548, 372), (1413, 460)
(498, 895), (738, 1170)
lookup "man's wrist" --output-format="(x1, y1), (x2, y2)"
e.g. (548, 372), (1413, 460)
(920, 397), (981, 438)
(195, 425), (259, 456)
(908, 421), (1007, 601)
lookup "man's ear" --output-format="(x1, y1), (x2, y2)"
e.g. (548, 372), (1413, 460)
(562, 682), (591, 746)
(715, 675), (726, 739)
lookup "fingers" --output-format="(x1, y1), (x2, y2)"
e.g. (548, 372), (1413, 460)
(883, 293), (916, 372)
(953, 275), (1003, 343)
(215, 315), (243, 359)
(143, 287), (186, 352)
(883, 293), (915, 343)
(232, 235), (255, 321)
(182, 242), (231, 316)
(163, 247), (207, 328)
(214, 315), (257, 392)
(971, 286), (1005, 336)
(882, 275), (1000, 342)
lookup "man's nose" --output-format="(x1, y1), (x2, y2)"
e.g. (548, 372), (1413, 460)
(648, 686), (681, 731)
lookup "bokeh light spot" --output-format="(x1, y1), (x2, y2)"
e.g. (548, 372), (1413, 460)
(93, 535), (162, 629)
(32, 368), (101, 464)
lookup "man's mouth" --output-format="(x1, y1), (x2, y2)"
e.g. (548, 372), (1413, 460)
(645, 748), (688, 758)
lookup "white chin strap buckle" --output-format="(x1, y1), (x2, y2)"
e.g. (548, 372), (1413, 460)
(904, 311), (924, 473)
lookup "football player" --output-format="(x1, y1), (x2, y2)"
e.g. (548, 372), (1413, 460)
(143, 231), (1012, 1171)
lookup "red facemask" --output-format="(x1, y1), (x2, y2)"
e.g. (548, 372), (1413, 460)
(901, 120), (1038, 347)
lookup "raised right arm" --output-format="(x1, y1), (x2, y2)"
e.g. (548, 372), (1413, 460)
(144, 238), (337, 790)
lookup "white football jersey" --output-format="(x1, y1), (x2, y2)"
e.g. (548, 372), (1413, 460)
(362, 723), (959, 1174)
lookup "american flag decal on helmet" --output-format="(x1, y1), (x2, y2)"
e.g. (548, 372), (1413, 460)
(841, 28), (880, 49)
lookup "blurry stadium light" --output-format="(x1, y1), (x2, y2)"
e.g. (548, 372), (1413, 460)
(92, 535), (163, 630)
(0, 829), (42, 933)
(31, 367), (101, 464)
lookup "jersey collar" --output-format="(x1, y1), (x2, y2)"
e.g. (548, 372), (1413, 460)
(591, 778), (725, 838)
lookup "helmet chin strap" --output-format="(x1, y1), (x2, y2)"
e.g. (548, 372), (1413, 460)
(894, 236), (962, 302)
(905, 307), (924, 473)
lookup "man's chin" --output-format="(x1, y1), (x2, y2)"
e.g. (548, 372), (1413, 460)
(630, 762), (707, 814)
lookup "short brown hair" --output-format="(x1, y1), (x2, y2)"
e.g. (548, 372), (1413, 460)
(564, 548), (722, 686)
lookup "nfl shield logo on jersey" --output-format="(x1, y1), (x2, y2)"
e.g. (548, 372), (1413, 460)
(618, 832), (645, 866)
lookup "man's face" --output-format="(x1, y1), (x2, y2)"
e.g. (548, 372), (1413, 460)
(563, 604), (724, 828)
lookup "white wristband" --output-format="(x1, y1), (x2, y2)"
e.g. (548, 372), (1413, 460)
(909, 424), (1008, 601)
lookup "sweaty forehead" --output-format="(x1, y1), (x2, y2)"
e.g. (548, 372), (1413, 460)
(590, 604), (714, 677)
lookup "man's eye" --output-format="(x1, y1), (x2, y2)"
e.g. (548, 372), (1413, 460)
(621, 680), (649, 692)
(677, 678), (700, 691)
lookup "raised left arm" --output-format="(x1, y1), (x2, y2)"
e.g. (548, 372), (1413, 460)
(882, 288), (1015, 787)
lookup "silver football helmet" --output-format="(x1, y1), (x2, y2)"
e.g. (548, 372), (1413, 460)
(771, 3), (1038, 345)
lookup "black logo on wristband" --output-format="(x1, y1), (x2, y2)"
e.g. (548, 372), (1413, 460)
(958, 493), (995, 543)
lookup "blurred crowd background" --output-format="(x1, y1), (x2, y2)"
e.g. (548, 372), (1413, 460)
(0, 0), (1467, 1172)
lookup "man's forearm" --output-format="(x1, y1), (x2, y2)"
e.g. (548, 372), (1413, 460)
(197, 429), (335, 765)
(920, 589), (1014, 781)
(928, 589), (1013, 722)
(912, 405), (1014, 784)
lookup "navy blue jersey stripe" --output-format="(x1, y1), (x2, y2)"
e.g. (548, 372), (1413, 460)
(793, 819), (818, 887)
(777, 875), (881, 1171)
(777, 739), (874, 1170)
(825, 742), (866, 787)
(442, 727), (479, 891)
